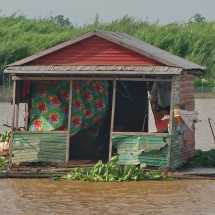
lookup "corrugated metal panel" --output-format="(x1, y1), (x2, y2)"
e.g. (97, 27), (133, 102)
(180, 74), (195, 163)
(97, 31), (206, 71)
(112, 134), (169, 167)
(30, 36), (162, 66)
(170, 119), (183, 168)
(12, 132), (67, 163)
(7, 30), (205, 72)
(138, 146), (168, 167)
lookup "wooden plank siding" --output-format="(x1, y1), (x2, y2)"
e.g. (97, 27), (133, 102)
(30, 36), (164, 66)
(180, 74), (195, 163)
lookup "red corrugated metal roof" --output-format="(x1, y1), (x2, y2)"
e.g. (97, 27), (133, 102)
(7, 30), (206, 72)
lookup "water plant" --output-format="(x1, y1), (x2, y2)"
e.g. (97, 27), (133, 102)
(190, 149), (215, 167)
(57, 156), (172, 182)
(0, 157), (6, 169)
(0, 131), (11, 142)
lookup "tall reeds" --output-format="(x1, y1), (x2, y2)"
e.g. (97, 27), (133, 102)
(0, 14), (214, 87)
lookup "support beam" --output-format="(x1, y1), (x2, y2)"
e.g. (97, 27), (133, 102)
(9, 80), (16, 164)
(66, 80), (73, 163)
(15, 104), (19, 130)
(167, 76), (176, 168)
(24, 103), (29, 130)
(112, 131), (170, 137)
(108, 79), (117, 160)
(12, 76), (173, 82)
(11, 81), (16, 131)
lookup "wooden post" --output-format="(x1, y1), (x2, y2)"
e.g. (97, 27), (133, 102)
(167, 77), (176, 168)
(9, 80), (16, 164)
(66, 80), (73, 163)
(24, 103), (29, 130)
(15, 104), (19, 130)
(11, 81), (16, 131)
(108, 79), (116, 161)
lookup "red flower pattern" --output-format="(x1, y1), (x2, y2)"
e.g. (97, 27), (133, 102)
(50, 96), (61, 107)
(30, 80), (108, 135)
(94, 82), (103, 93)
(72, 116), (81, 126)
(61, 90), (69, 101)
(85, 109), (93, 120)
(83, 90), (92, 102)
(49, 113), (59, 125)
(36, 102), (48, 114)
(73, 81), (80, 93)
(95, 99), (105, 110)
(73, 99), (82, 110)
(33, 119), (43, 131)
(38, 86), (47, 97)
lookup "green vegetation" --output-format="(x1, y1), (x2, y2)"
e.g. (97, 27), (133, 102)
(0, 131), (11, 142)
(0, 13), (214, 87)
(55, 156), (171, 182)
(0, 86), (12, 101)
(0, 157), (6, 169)
(190, 150), (215, 167)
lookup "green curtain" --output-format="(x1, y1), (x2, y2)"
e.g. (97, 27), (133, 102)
(28, 80), (108, 136)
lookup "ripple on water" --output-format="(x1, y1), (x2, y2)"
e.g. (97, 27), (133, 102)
(0, 179), (215, 215)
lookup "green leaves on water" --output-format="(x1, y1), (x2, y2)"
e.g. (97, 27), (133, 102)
(0, 157), (6, 169)
(60, 156), (172, 182)
(190, 149), (215, 167)
(0, 131), (11, 142)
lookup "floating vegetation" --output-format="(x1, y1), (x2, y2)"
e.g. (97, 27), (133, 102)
(0, 157), (6, 169)
(0, 131), (11, 142)
(190, 149), (215, 167)
(55, 156), (172, 182)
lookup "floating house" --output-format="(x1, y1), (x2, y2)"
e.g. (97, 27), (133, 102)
(4, 30), (206, 168)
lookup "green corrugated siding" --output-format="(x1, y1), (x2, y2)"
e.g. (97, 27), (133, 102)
(170, 119), (183, 168)
(12, 133), (67, 163)
(112, 135), (169, 167)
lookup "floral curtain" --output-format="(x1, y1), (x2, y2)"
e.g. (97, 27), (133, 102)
(28, 80), (109, 136)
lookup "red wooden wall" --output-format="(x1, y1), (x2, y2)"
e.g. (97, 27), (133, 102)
(30, 36), (164, 66)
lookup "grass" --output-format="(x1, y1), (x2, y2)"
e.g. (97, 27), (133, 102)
(189, 150), (215, 167)
(0, 14), (214, 86)
(0, 86), (12, 102)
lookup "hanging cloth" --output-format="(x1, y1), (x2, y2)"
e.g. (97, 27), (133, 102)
(178, 109), (199, 131)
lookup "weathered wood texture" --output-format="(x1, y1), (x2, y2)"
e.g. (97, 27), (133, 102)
(66, 81), (72, 163)
(109, 80), (116, 160)
(180, 74), (195, 163)
(112, 131), (170, 137)
(169, 76), (183, 168)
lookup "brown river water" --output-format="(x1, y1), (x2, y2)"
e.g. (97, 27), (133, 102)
(0, 99), (215, 215)
(1, 179), (215, 215)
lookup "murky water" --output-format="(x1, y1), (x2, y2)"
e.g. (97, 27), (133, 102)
(0, 99), (215, 214)
(0, 179), (215, 215)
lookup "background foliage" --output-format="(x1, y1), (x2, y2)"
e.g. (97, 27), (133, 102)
(0, 13), (214, 86)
